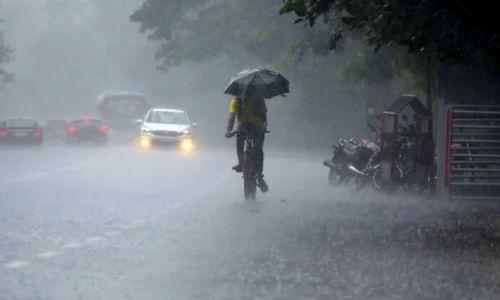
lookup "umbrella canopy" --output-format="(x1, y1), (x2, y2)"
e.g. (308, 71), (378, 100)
(224, 68), (289, 99)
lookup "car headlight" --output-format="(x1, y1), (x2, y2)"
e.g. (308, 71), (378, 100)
(182, 129), (191, 135)
(180, 138), (194, 153)
(139, 135), (152, 148)
(141, 127), (153, 133)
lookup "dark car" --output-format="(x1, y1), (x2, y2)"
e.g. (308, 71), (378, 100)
(66, 118), (108, 145)
(0, 118), (43, 145)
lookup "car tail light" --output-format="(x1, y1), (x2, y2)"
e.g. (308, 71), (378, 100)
(67, 126), (77, 135)
(0, 129), (6, 137)
(99, 125), (108, 134)
(33, 128), (42, 137)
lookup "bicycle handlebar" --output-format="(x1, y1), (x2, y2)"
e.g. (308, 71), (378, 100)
(226, 130), (270, 138)
(226, 131), (238, 138)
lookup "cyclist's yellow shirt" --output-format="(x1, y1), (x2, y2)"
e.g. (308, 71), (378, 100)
(229, 98), (266, 127)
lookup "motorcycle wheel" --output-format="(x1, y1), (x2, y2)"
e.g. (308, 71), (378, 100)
(328, 168), (342, 186)
(351, 175), (367, 191)
(371, 165), (403, 191)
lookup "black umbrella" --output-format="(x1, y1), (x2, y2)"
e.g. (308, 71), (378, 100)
(224, 68), (289, 99)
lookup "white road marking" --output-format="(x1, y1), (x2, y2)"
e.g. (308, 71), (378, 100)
(131, 219), (147, 226)
(83, 236), (105, 244)
(4, 260), (31, 269)
(104, 230), (123, 236)
(116, 224), (135, 230)
(0, 167), (231, 271)
(0, 157), (100, 185)
(36, 251), (60, 259)
(62, 242), (82, 249)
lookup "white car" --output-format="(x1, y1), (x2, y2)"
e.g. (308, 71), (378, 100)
(138, 108), (196, 151)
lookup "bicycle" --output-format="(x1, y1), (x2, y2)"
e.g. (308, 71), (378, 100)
(228, 129), (267, 201)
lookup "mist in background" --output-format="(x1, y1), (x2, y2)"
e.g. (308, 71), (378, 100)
(0, 0), (413, 148)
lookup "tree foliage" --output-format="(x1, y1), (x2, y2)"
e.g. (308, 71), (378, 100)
(280, 0), (500, 65)
(132, 1), (283, 69)
(0, 6), (13, 85)
(130, 0), (338, 71)
(0, 31), (12, 84)
(130, 0), (394, 142)
(280, 0), (500, 102)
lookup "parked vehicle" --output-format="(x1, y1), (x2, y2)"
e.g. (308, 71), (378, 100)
(66, 118), (108, 145)
(0, 118), (43, 145)
(324, 138), (354, 186)
(323, 137), (371, 186)
(365, 137), (416, 192)
(348, 140), (381, 191)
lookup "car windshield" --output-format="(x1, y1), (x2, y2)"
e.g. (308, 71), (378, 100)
(3, 119), (37, 128)
(147, 111), (189, 125)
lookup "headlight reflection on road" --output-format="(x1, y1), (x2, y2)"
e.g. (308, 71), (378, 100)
(180, 138), (194, 153)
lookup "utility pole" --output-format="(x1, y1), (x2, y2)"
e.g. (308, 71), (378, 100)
(426, 55), (438, 195)
(426, 56), (433, 112)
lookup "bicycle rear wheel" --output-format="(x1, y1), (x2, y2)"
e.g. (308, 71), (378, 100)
(244, 177), (257, 200)
(243, 153), (257, 201)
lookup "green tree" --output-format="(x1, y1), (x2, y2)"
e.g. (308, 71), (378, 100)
(0, 10), (13, 85)
(130, 0), (419, 145)
(280, 0), (500, 104)
(0, 32), (12, 84)
(130, 0), (307, 69)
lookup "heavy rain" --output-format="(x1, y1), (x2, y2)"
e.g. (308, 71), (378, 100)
(1, 0), (500, 299)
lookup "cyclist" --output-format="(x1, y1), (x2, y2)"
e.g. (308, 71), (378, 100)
(225, 97), (269, 192)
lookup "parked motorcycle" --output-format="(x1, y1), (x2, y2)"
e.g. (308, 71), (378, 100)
(323, 137), (360, 186)
(368, 136), (415, 192)
(346, 120), (433, 194)
(348, 140), (381, 191)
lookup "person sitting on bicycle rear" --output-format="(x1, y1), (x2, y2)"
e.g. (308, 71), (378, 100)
(225, 97), (269, 192)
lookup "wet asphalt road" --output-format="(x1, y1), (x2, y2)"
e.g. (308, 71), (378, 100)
(1, 143), (500, 299)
